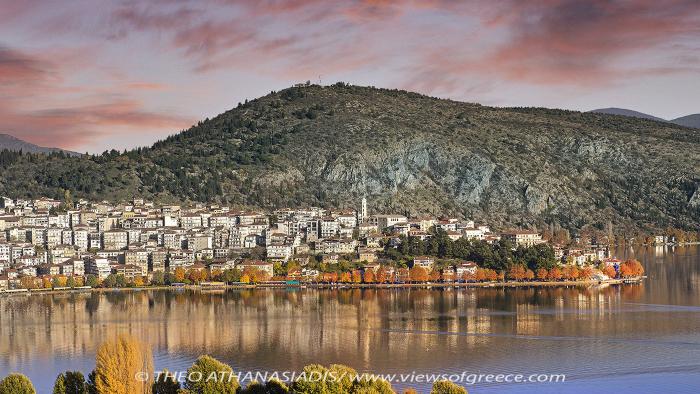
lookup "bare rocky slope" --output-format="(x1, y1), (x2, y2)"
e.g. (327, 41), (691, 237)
(1, 84), (698, 232)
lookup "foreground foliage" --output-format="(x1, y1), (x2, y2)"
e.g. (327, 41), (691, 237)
(1, 336), (470, 394)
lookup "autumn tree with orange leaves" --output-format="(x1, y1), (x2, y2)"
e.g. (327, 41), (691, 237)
(603, 265), (617, 279)
(485, 269), (499, 281)
(619, 259), (644, 278)
(580, 266), (594, 280)
(508, 265), (527, 281)
(352, 270), (362, 283)
(363, 270), (375, 283)
(409, 266), (429, 283)
(376, 268), (387, 283)
(548, 267), (563, 281)
(429, 270), (441, 282)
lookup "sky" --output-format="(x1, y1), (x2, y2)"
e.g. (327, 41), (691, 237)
(1, 0), (699, 153)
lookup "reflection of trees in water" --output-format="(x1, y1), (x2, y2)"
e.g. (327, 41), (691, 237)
(85, 293), (100, 316)
(0, 252), (698, 367)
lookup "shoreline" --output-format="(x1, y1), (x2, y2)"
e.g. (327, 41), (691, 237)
(0, 277), (643, 296)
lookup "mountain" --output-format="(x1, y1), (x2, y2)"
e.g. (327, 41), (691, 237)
(589, 108), (667, 122)
(590, 108), (700, 129)
(0, 84), (698, 232)
(0, 133), (81, 156)
(671, 114), (700, 129)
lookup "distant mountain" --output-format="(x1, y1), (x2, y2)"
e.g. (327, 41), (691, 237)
(590, 108), (699, 129)
(0, 84), (699, 232)
(0, 133), (80, 156)
(671, 114), (700, 129)
(589, 108), (666, 122)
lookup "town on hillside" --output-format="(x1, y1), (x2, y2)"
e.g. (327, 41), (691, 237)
(0, 195), (645, 291)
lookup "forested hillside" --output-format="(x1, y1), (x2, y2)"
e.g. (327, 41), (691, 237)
(1, 83), (698, 233)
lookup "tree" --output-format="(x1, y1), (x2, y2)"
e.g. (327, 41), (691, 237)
(338, 272), (350, 283)
(173, 267), (186, 283)
(352, 270), (362, 284)
(188, 270), (202, 284)
(525, 269), (535, 281)
(461, 271), (475, 282)
(290, 364), (328, 394)
(240, 381), (266, 394)
(20, 277), (36, 289)
(375, 268), (387, 283)
(63, 189), (74, 210)
(580, 266), (594, 280)
(240, 274), (250, 284)
(409, 266), (429, 283)
(0, 373), (36, 394)
(151, 369), (180, 394)
(53, 374), (66, 394)
(431, 380), (468, 394)
(94, 334), (153, 394)
(352, 374), (394, 394)
(536, 268), (548, 281)
(85, 275), (98, 287)
(548, 267), (563, 281)
(327, 364), (357, 393)
(185, 355), (239, 394)
(363, 270), (375, 283)
(66, 277), (77, 288)
(620, 259), (644, 278)
(562, 266), (578, 281)
(474, 269), (486, 282)
(63, 371), (87, 394)
(53, 371), (87, 394)
(210, 269), (223, 281)
(507, 265), (527, 281)
(264, 379), (289, 394)
(483, 269), (498, 282)
(603, 265), (617, 279)
(151, 272), (165, 286)
(430, 270), (441, 282)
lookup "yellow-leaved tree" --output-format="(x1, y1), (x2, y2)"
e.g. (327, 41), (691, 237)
(93, 334), (153, 394)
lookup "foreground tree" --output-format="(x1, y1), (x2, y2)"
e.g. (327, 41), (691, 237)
(53, 374), (66, 394)
(290, 364), (328, 394)
(94, 334), (153, 394)
(431, 380), (468, 394)
(53, 371), (87, 394)
(0, 373), (36, 394)
(264, 379), (289, 394)
(185, 355), (239, 394)
(239, 381), (266, 394)
(151, 369), (180, 394)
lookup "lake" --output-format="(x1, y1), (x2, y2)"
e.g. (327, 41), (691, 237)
(1, 246), (699, 393)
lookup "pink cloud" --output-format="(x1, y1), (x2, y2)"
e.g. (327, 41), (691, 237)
(0, 99), (193, 149)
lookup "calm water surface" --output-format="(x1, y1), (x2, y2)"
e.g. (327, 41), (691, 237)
(1, 246), (699, 393)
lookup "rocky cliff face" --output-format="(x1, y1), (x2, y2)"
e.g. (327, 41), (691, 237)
(1, 84), (698, 231)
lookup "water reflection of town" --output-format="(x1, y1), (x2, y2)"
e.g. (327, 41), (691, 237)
(0, 285), (649, 365)
(1, 246), (698, 373)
